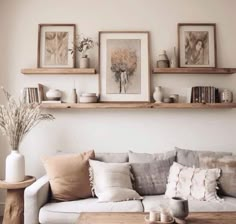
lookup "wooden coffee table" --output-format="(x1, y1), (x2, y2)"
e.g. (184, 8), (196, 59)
(77, 212), (236, 224)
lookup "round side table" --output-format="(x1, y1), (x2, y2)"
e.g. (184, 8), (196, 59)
(0, 175), (36, 224)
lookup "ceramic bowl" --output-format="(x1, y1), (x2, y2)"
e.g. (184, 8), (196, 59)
(79, 96), (98, 103)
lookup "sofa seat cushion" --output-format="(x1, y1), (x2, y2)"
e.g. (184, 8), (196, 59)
(142, 195), (236, 212)
(39, 197), (143, 224)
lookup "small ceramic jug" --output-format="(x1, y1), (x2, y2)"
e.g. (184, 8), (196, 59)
(170, 197), (189, 220)
(153, 86), (163, 103)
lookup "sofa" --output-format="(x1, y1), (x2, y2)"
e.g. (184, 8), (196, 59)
(24, 149), (236, 224)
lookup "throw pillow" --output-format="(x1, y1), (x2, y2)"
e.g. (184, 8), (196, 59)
(199, 155), (236, 197)
(165, 162), (221, 201)
(89, 160), (142, 202)
(42, 150), (95, 201)
(176, 147), (232, 167)
(95, 152), (128, 163)
(128, 150), (176, 164)
(130, 159), (172, 195)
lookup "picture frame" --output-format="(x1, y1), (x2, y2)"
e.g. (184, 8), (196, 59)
(99, 31), (150, 102)
(37, 24), (76, 68)
(178, 23), (217, 68)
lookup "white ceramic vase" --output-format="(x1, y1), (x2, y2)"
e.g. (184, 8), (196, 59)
(153, 86), (163, 103)
(5, 150), (25, 182)
(80, 57), (90, 68)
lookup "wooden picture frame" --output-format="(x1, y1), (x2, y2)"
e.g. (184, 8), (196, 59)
(37, 24), (76, 68)
(178, 23), (217, 68)
(98, 31), (150, 102)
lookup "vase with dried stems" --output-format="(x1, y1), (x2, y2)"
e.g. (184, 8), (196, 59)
(0, 88), (54, 182)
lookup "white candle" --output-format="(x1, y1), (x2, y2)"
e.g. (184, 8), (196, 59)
(160, 212), (170, 222)
(149, 211), (157, 221)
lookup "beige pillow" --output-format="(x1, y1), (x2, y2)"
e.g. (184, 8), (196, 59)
(165, 162), (221, 201)
(42, 150), (95, 201)
(89, 160), (142, 202)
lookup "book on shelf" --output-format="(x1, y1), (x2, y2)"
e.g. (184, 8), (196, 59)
(23, 87), (39, 103)
(191, 86), (220, 103)
(41, 100), (62, 104)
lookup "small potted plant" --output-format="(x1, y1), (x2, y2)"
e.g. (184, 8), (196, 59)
(71, 35), (95, 68)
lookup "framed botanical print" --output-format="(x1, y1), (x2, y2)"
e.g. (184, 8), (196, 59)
(178, 23), (217, 68)
(99, 31), (150, 102)
(37, 24), (75, 68)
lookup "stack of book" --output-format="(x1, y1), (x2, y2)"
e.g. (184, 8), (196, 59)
(191, 86), (220, 103)
(23, 87), (39, 103)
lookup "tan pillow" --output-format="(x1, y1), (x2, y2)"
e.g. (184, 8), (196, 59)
(42, 150), (95, 201)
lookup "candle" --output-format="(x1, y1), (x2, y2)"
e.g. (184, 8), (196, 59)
(149, 211), (158, 222)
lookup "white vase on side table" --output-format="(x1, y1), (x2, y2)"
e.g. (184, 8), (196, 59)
(5, 150), (25, 182)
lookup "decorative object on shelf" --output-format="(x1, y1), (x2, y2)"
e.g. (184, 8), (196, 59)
(191, 86), (219, 103)
(22, 87), (39, 103)
(70, 35), (96, 69)
(170, 47), (178, 68)
(79, 93), (98, 103)
(170, 197), (189, 223)
(220, 89), (233, 103)
(99, 31), (150, 102)
(37, 24), (76, 68)
(0, 88), (54, 182)
(163, 97), (172, 103)
(38, 83), (44, 103)
(157, 50), (170, 68)
(178, 23), (216, 68)
(153, 86), (163, 103)
(169, 94), (179, 103)
(69, 88), (77, 103)
(46, 89), (62, 101)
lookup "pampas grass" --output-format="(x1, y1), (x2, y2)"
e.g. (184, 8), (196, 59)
(0, 87), (54, 150)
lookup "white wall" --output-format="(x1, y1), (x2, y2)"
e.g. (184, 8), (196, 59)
(1, 0), (236, 207)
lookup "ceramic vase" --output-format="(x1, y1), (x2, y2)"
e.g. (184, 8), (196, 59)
(5, 150), (25, 182)
(70, 88), (77, 103)
(80, 57), (90, 68)
(157, 50), (169, 68)
(221, 89), (233, 103)
(170, 197), (189, 219)
(153, 86), (163, 103)
(170, 47), (178, 68)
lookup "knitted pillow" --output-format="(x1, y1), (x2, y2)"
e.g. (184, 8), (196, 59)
(165, 162), (221, 201)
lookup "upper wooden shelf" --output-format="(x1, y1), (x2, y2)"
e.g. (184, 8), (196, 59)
(40, 102), (236, 109)
(153, 68), (236, 74)
(21, 68), (96, 75)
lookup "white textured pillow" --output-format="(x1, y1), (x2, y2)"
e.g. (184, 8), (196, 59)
(89, 160), (142, 202)
(165, 162), (221, 201)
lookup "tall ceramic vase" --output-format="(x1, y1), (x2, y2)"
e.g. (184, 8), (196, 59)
(153, 86), (163, 103)
(5, 150), (25, 182)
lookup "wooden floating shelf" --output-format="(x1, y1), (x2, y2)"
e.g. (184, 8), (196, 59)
(40, 103), (236, 109)
(152, 68), (236, 74)
(21, 68), (96, 75)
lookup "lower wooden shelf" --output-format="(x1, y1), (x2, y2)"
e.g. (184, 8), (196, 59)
(39, 103), (236, 109)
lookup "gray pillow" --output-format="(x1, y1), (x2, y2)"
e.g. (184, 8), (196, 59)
(95, 153), (128, 163)
(130, 159), (172, 196)
(128, 150), (176, 164)
(199, 155), (236, 198)
(176, 147), (232, 168)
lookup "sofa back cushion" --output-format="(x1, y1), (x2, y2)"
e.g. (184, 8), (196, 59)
(128, 150), (176, 164)
(130, 159), (172, 196)
(176, 147), (232, 167)
(199, 155), (236, 198)
(95, 152), (128, 163)
(42, 150), (95, 201)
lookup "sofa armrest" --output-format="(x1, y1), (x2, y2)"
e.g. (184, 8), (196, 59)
(24, 175), (50, 224)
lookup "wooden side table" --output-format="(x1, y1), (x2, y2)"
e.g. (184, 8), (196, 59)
(0, 175), (36, 224)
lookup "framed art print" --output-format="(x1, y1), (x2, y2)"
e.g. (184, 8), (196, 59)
(37, 24), (75, 68)
(99, 31), (150, 102)
(178, 23), (217, 68)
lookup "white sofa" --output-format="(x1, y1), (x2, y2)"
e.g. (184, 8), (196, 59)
(24, 152), (236, 224)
